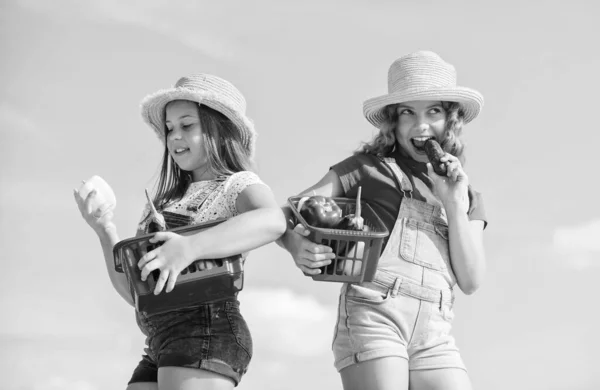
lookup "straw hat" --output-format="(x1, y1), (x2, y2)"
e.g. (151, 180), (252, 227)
(141, 74), (256, 157)
(363, 51), (484, 128)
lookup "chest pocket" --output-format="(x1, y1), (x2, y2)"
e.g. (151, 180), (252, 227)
(399, 218), (451, 272)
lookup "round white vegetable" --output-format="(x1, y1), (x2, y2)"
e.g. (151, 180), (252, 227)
(78, 175), (117, 216)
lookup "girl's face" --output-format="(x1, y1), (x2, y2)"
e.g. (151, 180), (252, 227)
(165, 100), (210, 181)
(394, 100), (447, 162)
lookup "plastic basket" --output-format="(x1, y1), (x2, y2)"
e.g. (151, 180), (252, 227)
(288, 196), (389, 283)
(113, 218), (244, 315)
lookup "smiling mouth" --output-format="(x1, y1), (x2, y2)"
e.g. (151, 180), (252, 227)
(172, 147), (190, 156)
(410, 136), (435, 152)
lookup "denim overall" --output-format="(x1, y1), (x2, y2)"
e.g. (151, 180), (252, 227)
(332, 158), (466, 372)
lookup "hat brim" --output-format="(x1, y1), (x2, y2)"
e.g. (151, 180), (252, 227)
(363, 86), (484, 128)
(140, 87), (256, 157)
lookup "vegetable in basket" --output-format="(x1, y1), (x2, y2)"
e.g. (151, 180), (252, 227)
(334, 187), (368, 232)
(145, 189), (167, 233)
(296, 190), (370, 276)
(331, 187), (368, 276)
(297, 195), (343, 228)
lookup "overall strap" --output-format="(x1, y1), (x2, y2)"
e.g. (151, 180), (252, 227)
(382, 157), (413, 197)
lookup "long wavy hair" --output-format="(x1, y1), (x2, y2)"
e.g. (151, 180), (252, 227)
(358, 101), (466, 163)
(151, 102), (255, 211)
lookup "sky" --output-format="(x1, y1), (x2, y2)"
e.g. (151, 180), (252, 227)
(1, 0), (599, 389)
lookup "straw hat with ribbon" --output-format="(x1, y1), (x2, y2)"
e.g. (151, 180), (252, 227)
(363, 51), (484, 129)
(141, 74), (256, 157)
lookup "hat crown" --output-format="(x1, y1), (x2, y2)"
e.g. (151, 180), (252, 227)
(388, 51), (457, 94)
(175, 74), (247, 113)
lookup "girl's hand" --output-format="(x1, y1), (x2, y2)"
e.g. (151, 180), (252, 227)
(427, 154), (469, 212)
(286, 224), (336, 275)
(73, 188), (116, 234)
(137, 232), (194, 295)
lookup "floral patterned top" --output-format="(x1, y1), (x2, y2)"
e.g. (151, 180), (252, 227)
(137, 171), (265, 233)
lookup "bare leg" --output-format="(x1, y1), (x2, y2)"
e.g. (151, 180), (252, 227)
(126, 383), (158, 390)
(158, 366), (235, 390)
(339, 357), (409, 390)
(409, 368), (472, 390)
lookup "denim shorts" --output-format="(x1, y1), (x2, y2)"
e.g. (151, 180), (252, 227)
(332, 274), (465, 372)
(128, 298), (252, 386)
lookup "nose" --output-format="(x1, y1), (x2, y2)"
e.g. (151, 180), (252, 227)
(414, 113), (430, 132)
(167, 127), (182, 142)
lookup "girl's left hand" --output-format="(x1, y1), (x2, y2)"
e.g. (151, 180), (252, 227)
(137, 232), (194, 295)
(427, 154), (469, 212)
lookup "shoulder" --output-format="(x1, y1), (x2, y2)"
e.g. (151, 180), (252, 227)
(224, 171), (266, 191)
(331, 152), (391, 195)
(221, 171), (270, 207)
(331, 152), (385, 177)
(332, 152), (379, 168)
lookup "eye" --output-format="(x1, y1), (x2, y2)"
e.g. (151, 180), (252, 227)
(166, 126), (173, 133)
(398, 109), (413, 116)
(429, 106), (444, 115)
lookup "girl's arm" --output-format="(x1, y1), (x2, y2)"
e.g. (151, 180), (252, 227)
(427, 156), (486, 295)
(444, 206), (486, 295)
(95, 225), (135, 305)
(186, 183), (287, 258)
(137, 183), (287, 294)
(276, 169), (344, 275)
(73, 189), (134, 306)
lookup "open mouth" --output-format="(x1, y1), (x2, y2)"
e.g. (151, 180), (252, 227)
(410, 136), (435, 153)
(172, 147), (190, 156)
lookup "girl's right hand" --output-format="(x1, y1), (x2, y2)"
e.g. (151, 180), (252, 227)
(286, 224), (336, 275)
(73, 188), (116, 234)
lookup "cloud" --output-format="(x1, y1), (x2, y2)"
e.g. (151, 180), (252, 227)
(15, 0), (235, 60)
(242, 287), (338, 357)
(553, 219), (600, 269)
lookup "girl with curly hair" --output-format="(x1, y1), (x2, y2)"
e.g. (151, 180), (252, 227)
(279, 51), (487, 390)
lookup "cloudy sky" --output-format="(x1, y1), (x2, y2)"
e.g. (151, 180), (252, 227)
(1, 0), (599, 389)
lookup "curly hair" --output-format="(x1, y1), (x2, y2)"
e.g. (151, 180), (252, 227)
(358, 101), (466, 163)
(151, 102), (255, 211)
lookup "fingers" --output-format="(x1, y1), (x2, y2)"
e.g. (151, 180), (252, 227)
(84, 189), (97, 214)
(293, 223), (310, 236)
(149, 231), (174, 243)
(446, 160), (468, 182)
(295, 251), (335, 274)
(154, 269), (170, 295)
(140, 258), (160, 282)
(299, 264), (323, 275)
(73, 188), (97, 213)
(446, 161), (460, 181)
(73, 188), (82, 205)
(138, 250), (158, 276)
(94, 202), (113, 218)
(439, 153), (458, 163)
(303, 258), (334, 268)
(305, 243), (334, 255)
(165, 272), (178, 293)
(197, 260), (215, 271)
(73, 189), (87, 216)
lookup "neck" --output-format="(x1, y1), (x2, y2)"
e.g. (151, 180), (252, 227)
(192, 166), (215, 182)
